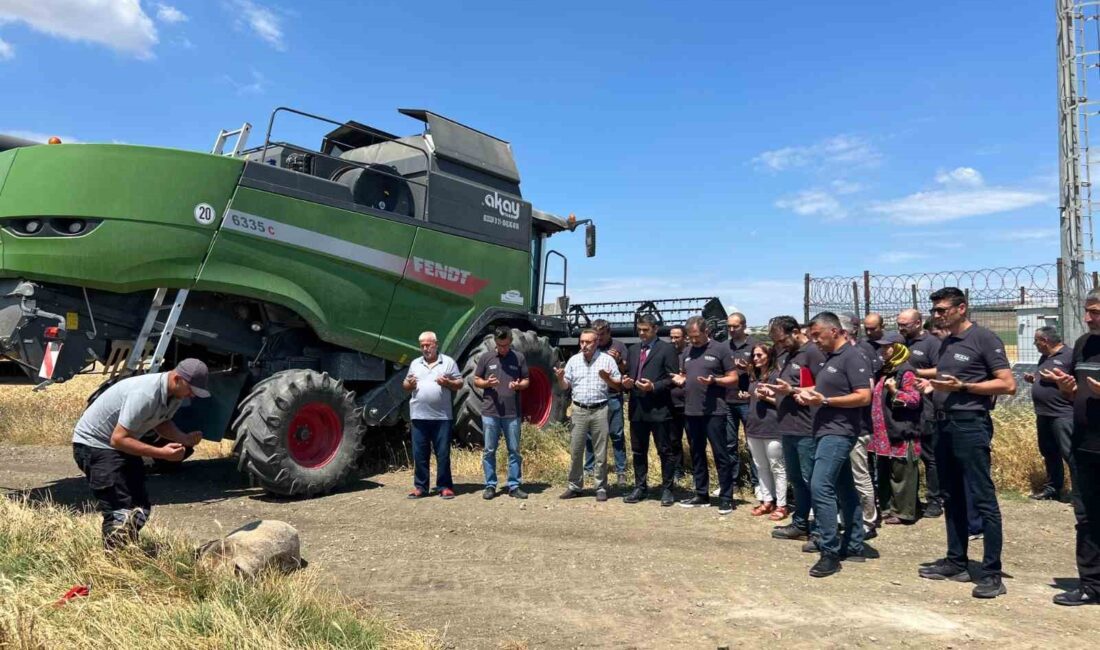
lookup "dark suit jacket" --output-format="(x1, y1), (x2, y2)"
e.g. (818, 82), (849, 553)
(625, 338), (678, 422)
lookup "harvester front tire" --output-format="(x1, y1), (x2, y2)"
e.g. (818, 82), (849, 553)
(233, 369), (364, 497)
(452, 328), (567, 446)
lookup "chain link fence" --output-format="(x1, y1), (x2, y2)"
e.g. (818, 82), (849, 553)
(804, 263), (1066, 366)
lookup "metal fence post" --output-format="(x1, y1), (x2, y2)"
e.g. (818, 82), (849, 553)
(851, 281), (860, 316)
(863, 270), (871, 316)
(1093, 271), (1098, 289)
(911, 284), (918, 310)
(804, 273), (811, 325)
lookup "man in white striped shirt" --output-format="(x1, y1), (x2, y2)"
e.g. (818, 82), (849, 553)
(555, 329), (622, 501)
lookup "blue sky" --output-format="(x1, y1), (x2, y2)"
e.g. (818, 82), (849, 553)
(0, 1), (1065, 323)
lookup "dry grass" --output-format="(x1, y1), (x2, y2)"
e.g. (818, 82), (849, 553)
(0, 377), (1062, 495)
(0, 495), (439, 650)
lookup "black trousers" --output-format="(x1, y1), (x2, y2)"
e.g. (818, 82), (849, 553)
(1036, 414), (1074, 493)
(630, 419), (677, 491)
(920, 419), (941, 504)
(73, 443), (152, 548)
(935, 414), (1003, 579)
(1072, 449), (1100, 597)
(686, 414), (733, 500)
(670, 406), (688, 472)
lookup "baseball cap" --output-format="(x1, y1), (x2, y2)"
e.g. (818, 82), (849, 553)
(174, 358), (211, 398)
(870, 331), (906, 347)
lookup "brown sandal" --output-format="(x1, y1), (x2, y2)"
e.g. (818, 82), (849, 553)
(751, 501), (776, 516)
(768, 506), (791, 521)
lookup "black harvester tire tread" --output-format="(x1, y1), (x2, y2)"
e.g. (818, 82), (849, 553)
(452, 328), (568, 446)
(233, 368), (364, 497)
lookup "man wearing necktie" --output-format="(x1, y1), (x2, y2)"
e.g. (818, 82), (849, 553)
(622, 314), (681, 506)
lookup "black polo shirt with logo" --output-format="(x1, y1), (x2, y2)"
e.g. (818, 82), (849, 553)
(932, 324), (1011, 413)
(1072, 333), (1100, 453)
(474, 349), (529, 418)
(727, 336), (759, 405)
(680, 339), (735, 417)
(1032, 345), (1075, 418)
(906, 331), (941, 423)
(775, 342), (826, 437)
(811, 342), (873, 438)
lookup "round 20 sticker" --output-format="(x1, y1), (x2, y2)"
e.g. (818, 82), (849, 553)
(194, 203), (217, 226)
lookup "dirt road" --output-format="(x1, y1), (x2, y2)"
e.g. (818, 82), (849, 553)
(1, 444), (1095, 649)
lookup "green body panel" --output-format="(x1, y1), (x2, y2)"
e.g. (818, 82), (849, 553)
(0, 143), (534, 365)
(378, 228), (530, 363)
(0, 145), (242, 291)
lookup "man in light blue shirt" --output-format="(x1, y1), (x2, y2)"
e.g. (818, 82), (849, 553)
(403, 331), (463, 499)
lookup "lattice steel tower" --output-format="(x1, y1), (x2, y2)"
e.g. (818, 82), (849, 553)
(1058, 0), (1100, 342)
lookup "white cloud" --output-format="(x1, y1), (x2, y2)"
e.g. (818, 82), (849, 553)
(232, 0), (284, 50)
(155, 3), (186, 24)
(0, 35), (12, 60)
(997, 228), (1057, 241)
(0, 0), (157, 58)
(752, 134), (881, 172)
(870, 188), (1049, 225)
(223, 68), (267, 95)
(830, 179), (864, 195)
(775, 189), (847, 220)
(2, 129), (80, 143)
(935, 166), (984, 187)
(876, 251), (928, 264)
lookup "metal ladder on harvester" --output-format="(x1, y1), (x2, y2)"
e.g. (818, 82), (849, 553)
(123, 124), (253, 374)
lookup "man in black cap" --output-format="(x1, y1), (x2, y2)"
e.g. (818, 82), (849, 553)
(72, 358), (211, 548)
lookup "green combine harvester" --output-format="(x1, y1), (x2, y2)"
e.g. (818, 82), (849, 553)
(0, 107), (595, 497)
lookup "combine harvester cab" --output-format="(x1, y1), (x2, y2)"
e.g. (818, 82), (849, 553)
(0, 108), (593, 497)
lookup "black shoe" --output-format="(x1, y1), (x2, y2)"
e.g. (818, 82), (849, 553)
(508, 487), (528, 499)
(841, 544), (880, 562)
(771, 524), (810, 541)
(809, 554), (842, 578)
(482, 487), (496, 500)
(623, 488), (647, 504)
(596, 489), (608, 502)
(923, 501), (943, 518)
(1029, 488), (1059, 501)
(717, 499), (735, 515)
(677, 495), (710, 508)
(801, 538), (820, 553)
(971, 575), (1007, 599)
(1053, 588), (1100, 606)
(660, 489), (675, 507)
(863, 527), (878, 541)
(558, 488), (582, 499)
(918, 559), (970, 582)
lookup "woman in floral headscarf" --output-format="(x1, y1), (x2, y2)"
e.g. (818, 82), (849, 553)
(868, 332), (924, 525)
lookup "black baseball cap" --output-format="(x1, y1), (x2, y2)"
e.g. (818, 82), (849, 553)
(870, 331), (906, 347)
(174, 358), (211, 398)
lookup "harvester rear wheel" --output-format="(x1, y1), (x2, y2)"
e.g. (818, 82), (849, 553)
(452, 328), (567, 446)
(233, 369), (364, 497)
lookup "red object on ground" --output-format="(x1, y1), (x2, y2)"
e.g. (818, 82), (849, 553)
(54, 584), (90, 607)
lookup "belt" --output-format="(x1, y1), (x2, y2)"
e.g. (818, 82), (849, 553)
(573, 400), (608, 409)
(934, 410), (989, 422)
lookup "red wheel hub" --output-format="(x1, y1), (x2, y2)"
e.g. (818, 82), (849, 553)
(286, 402), (343, 468)
(522, 366), (554, 427)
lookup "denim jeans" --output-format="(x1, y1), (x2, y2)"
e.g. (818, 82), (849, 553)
(810, 434), (863, 558)
(936, 414), (1003, 579)
(411, 419), (453, 492)
(725, 403), (759, 488)
(782, 434), (816, 532)
(483, 416), (522, 490)
(585, 396), (626, 475)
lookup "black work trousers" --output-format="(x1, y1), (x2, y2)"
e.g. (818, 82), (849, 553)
(921, 419), (941, 504)
(630, 419), (678, 492)
(1036, 414), (1075, 494)
(73, 443), (152, 548)
(1072, 449), (1100, 597)
(686, 414), (733, 500)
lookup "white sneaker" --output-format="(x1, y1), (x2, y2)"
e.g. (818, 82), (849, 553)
(711, 487), (721, 497)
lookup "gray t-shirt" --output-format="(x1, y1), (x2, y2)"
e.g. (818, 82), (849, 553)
(407, 354), (461, 420)
(72, 373), (184, 451)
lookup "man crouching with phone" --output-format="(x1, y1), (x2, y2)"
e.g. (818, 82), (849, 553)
(919, 287), (1016, 599)
(72, 359), (210, 549)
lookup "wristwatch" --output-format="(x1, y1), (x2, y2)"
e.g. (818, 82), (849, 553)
(822, 397), (831, 407)
(959, 383), (969, 393)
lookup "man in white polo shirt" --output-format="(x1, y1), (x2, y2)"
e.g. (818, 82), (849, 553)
(403, 331), (463, 500)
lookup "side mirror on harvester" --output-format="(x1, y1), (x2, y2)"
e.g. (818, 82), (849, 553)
(585, 223), (596, 258)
